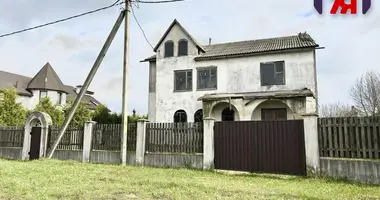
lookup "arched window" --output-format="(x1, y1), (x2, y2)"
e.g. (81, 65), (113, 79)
(194, 109), (203, 122)
(174, 110), (187, 123)
(178, 39), (188, 56)
(164, 41), (174, 58)
(221, 108), (234, 121)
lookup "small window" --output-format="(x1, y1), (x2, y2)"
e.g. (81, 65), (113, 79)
(261, 108), (287, 121)
(174, 70), (192, 92)
(174, 110), (187, 123)
(260, 61), (285, 86)
(194, 109), (203, 122)
(40, 91), (47, 99)
(164, 41), (174, 58)
(197, 67), (217, 90)
(57, 92), (62, 105)
(178, 39), (188, 56)
(221, 108), (234, 121)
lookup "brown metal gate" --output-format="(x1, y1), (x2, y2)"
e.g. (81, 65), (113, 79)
(214, 120), (306, 176)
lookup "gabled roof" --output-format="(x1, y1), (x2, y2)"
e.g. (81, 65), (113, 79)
(153, 19), (205, 53)
(64, 85), (102, 110)
(0, 70), (33, 96)
(142, 32), (320, 62)
(27, 62), (67, 93)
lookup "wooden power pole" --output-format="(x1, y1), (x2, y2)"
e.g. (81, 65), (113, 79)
(121, 0), (131, 165)
(47, 10), (126, 159)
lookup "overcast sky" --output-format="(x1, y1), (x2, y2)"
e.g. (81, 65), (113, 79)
(0, 0), (379, 114)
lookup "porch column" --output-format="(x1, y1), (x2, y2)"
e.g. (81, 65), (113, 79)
(302, 114), (320, 175)
(82, 121), (96, 162)
(203, 117), (215, 170)
(136, 119), (148, 165)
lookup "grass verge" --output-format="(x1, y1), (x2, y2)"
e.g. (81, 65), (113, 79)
(0, 159), (379, 200)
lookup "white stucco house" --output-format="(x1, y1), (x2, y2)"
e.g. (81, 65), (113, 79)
(141, 19), (322, 123)
(0, 62), (102, 110)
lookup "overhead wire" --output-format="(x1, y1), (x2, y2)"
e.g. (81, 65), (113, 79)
(0, 0), (188, 40)
(131, 2), (154, 49)
(136, 0), (186, 4)
(0, 0), (124, 39)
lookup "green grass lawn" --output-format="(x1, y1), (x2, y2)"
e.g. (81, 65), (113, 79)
(0, 159), (379, 200)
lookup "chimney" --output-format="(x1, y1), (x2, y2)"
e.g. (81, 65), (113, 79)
(75, 85), (83, 94)
(209, 38), (212, 45)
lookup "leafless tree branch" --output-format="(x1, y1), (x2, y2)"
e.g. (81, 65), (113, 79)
(350, 70), (380, 116)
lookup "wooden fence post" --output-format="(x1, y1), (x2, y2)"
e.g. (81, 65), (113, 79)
(136, 119), (148, 165)
(203, 117), (215, 170)
(82, 121), (96, 162)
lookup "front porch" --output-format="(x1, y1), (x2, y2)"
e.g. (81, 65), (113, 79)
(198, 89), (317, 121)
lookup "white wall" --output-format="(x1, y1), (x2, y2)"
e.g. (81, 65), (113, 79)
(150, 24), (317, 122)
(16, 90), (67, 110)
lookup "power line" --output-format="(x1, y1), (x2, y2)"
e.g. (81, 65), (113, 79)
(0, 0), (124, 39)
(136, 0), (186, 4)
(131, 5), (154, 49)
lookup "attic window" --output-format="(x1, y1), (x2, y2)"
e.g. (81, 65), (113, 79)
(178, 39), (188, 56)
(164, 41), (174, 58)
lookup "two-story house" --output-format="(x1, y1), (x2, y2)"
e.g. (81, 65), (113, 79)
(141, 19), (321, 123)
(0, 62), (102, 110)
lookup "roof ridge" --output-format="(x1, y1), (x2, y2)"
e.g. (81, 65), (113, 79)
(204, 34), (303, 47)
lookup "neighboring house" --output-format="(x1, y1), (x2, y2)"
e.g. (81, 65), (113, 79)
(141, 19), (322, 123)
(0, 62), (102, 110)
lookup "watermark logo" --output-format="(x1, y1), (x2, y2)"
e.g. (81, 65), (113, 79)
(314, 0), (371, 14)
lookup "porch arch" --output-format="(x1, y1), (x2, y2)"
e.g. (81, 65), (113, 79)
(210, 101), (240, 121)
(22, 111), (52, 160)
(251, 100), (295, 120)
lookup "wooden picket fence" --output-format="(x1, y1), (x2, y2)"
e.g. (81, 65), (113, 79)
(48, 126), (84, 150)
(91, 123), (137, 151)
(145, 122), (203, 154)
(0, 126), (24, 147)
(318, 117), (380, 159)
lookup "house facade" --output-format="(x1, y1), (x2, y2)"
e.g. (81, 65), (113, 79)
(0, 62), (102, 110)
(142, 19), (321, 123)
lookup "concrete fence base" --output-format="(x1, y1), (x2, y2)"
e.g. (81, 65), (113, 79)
(320, 157), (380, 185)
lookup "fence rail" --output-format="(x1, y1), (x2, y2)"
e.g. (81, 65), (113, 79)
(92, 123), (137, 151)
(48, 126), (84, 150)
(145, 122), (203, 154)
(318, 117), (380, 159)
(0, 126), (24, 147)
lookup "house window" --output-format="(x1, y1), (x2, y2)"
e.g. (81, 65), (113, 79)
(174, 70), (192, 92)
(261, 108), (287, 121)
(178, 39), (188, 56)
(260, 61), (285, 86)
(164, 40), (174, 58)
(57, 92), (62, 105)
(174, 110), (187, 123)
(194, 109), (203, 122)
(39, 91), (47, 99)
(221, 108), (234, 121)
(197, 67), (217, 90)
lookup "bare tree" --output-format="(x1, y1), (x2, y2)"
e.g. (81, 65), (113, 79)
(350, 70), (380, 116)
(319, 102), (357, 117)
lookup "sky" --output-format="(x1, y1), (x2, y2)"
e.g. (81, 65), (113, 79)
(0, 0), (379, 114)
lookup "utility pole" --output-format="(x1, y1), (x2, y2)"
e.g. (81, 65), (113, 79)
(121, 0), (131, 165)
(47, 11), (126, 159)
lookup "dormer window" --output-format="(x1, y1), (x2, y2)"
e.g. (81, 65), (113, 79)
(178, 39), (188, 56)
(164, 40), (174, 58)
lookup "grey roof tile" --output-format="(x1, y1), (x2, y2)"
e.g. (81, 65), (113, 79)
(0, 70), (32, 96)
(27, 62), (67, 93)
(142, 32), (319, 62)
